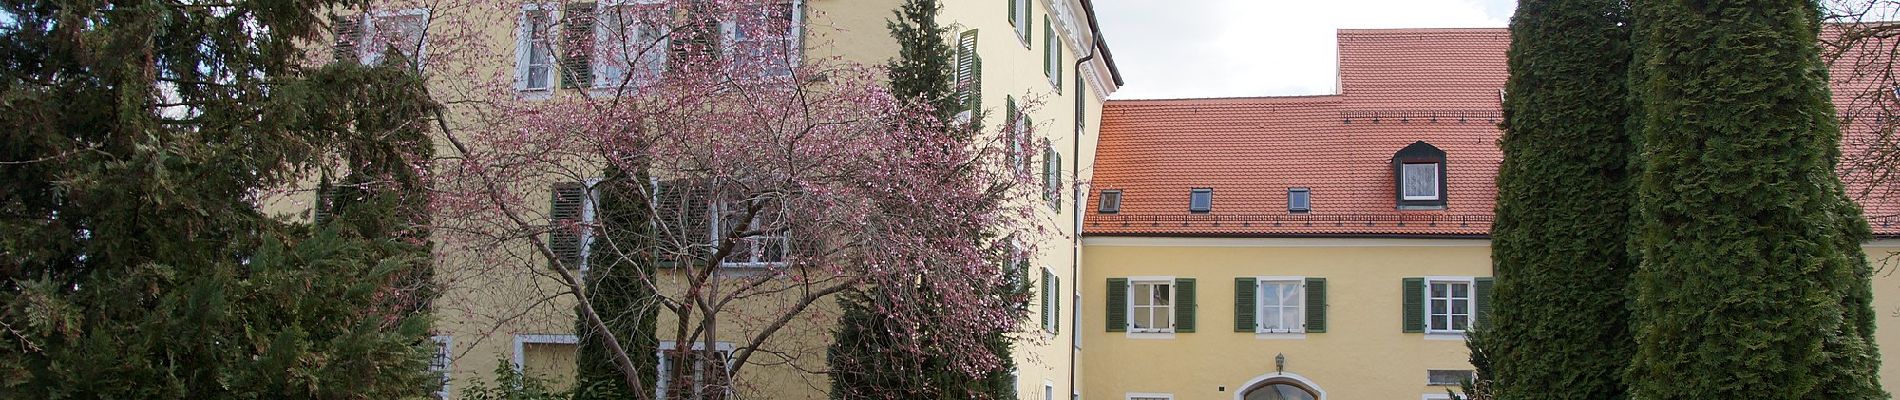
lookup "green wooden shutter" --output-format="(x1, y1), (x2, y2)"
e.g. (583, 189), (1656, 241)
(333, 14), (364, 63)
(1474, 277), (1495, 327)
(1174, 278), (1196, 333)
(1005, 96), (1018, 168)
(1053, 151), (1063, 210)
(1041, 268), (1054, 331)
(1234, 277), (1256, 332)
(559, 2), (597, 89)
(1042, 16), (1052, 77)
(1054, 34), (1062, 91)
(955, 30), (980, 111)
(1053, 274), (1061, 334)
(1403, 277), (1425, 333)
(549, 182), (587, 269)
(969, 55), (984, 113)
(1106, 278), (1127, 332)
(1006, 0), (1016, 26)
(1305, 277), (1327, 333)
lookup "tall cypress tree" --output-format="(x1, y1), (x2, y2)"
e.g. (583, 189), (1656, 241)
(1481, 0), (1633, 398)
(826, 0), (1017, 398)
(572, 164), (663, 399)
(1627, 0), (1884, 397)
(0, 0), (440, 396)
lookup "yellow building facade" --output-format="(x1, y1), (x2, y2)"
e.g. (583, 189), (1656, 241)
(316, 0), (1126, 398)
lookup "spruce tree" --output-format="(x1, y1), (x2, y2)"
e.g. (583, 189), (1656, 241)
(826, 0), (1018, 398)
(0, 0), (440, 396)
(1481, 0), (1633, 398)
(1627, 0), (1884, 397)
(572, 164), (662, 399)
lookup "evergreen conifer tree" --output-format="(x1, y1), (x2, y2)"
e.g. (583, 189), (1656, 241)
(572, 164), (663, 399)
(0, 0), (441, 397)
(1627, 0), (1884, 397)
(1482, 0), (1634, 398)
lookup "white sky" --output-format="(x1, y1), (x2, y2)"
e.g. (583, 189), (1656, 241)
(1093, 0), (1516, 99)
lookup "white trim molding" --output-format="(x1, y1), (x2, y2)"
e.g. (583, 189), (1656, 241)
(1234, 371), (1327, 400)
(1125, 393), (1174, 400)
(510, 333), (579, 371)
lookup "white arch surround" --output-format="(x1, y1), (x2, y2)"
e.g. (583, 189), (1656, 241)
(1234, 371), (1326, 400)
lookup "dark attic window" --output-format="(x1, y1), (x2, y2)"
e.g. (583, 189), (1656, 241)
(1392, 141), (1448, 210)
(1288, 188), (1311, 213)
(1189, 188), (1213, 213)
(1099, 190), (1123, 214)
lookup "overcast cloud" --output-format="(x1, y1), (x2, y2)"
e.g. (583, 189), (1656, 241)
(1094, 0), (1516, 99)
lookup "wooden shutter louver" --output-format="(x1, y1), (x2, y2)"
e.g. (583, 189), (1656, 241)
(1403, 277), (1425, 333)
(1041, 16), (1052, 77)
(560, 2), (597, 89)
(1053, 275), (1060, 334)
(549, 182), (587, 269)
(333, 14), (364, 63)
(955, 30), (980, 112)
(1305, 277), (1327, 333)
(1174, 278), (1195, 333)
(1041, 268), (1054, 331)
(1474, 277), (1494, 326)
(1234, 277), (1256, 332)
(1106, 278), (1127, 332)
(653, 179), (714, 267)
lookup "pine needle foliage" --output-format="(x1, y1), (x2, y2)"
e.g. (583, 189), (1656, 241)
(572, 164), (663, 400)
(0, 0), (441, 396)
(1627, 0), (1885, 397)
(1483, 0), (1634, 398)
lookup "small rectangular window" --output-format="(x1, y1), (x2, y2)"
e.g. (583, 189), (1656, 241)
(1257, 280), (1303, 333)
(516, 7), (555, 91)
(1099, 190), (1122, 213)
(1428, 279), (1472, 333)
(1129, 280), (1174, 333)
(1188, 188), (1212, 213)
(1287, 188), (1310, 213)
(1402, 163), (1439, 200)
(1427, 369), (1476, 386)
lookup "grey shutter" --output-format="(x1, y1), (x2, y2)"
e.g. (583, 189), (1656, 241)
(1106, 278), (1127, 332)
(560, 2), (596, 89)
(1474, 277), (1494, 326)
(1005, 96), (1018, 167)
(1403, 277), (1425, 333)
(1234, 277), (1256, 332)
(333, 14), (363, 63)
(549, 182), (587, 269)
(1174, 278), (1195, 333)
(1305, 277), (1327, 333)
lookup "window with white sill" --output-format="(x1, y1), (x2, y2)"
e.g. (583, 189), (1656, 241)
(594, 1), (669, 88)
(722, 0), (803, 77)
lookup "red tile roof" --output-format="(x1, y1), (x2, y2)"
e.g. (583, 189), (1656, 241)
(1086, 27), (1900, 237)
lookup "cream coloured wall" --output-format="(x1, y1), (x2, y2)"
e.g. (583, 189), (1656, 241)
(1866, 242), (1900, 393)
(1080, 237), (1492, 400)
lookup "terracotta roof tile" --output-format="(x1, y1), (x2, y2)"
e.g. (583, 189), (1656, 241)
(1087, 27), (1900, 237)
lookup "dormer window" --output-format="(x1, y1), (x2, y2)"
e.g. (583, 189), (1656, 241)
(1288, 188), (1310, 213)
(1189, 188), (1213, 213)
(1099, 190), (1122, 214)
(1392, 141), (1447, 210)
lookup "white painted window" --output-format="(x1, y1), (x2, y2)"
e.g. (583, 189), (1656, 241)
(1128, 279), (1174, 333)
(1045, 381), (1056, 400)
(722, 0), (803, 76)
(594, 0), (668, 88)
(429, 335), (452, 399)
(1402, 162), (1440, 200)
(1428, 278), (1473, 333)
(711, 201), (787, 267)
(514, 5), (556, 91)
(1012, 111), (1030, 175)
(1125, 394), (1173, 400)
(1427, 369), (1475, 386)
(656, 341), (736, 399)
(510, 334), (579, 382)
(359, 9), (431, 70)
(1257, 279), (1304, 333)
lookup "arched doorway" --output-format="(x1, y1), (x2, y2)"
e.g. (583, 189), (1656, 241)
(1234, 372), (1325, 400)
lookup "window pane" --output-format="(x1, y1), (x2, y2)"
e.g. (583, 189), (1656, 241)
(1281, 284), (1301, 306)
(1155, 305), (1172, 328)
(1432, 315), (1447, 331)
(1452, 283), (1469, 298)
(1432, 299), (1447, 314)
(1403, 163), (1438, 199)
(1133, 283), (1152, 307)
(1262, 308), (1281, 330)
(1453, 299), (1469, 314)
(1453, 315), (1469, 330)
(1133, 307), (1151, 329)
(1431, 283), (1447, 298)
(1261, 284), (1280, 307)
(1154, 284), (1171, 306)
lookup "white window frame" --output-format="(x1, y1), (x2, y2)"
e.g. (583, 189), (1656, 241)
(576, 178), (602, 272)
(1426, 369), (1476, 387)
(1045, 26), (1061, 87)
(1126, 394), (1174, 400)
(1099, 190), (1122, 213)
(430, 335), (453, 399)
(593, 0), (670, 90)
(720, 0), (804, 77)
(1288, 188), (1311, 212)
(514, 4), (559, 93)
(1255, 277), (1305, 334)
(1424, 276), (1475, 334)
(359, 8), (432, 70)
(1045, 380), (1056, 400)
(655, 341), (737, 399)
(1401, 162), (1440, 201)
(1011, 112), (1030, 175)
(510, 333), (579, 373)
(1126, 277), (1175, 334)
(1041, 266), (1058, 333)
(1011, 0), (1029, 46)
(710, 200), (788, 268)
